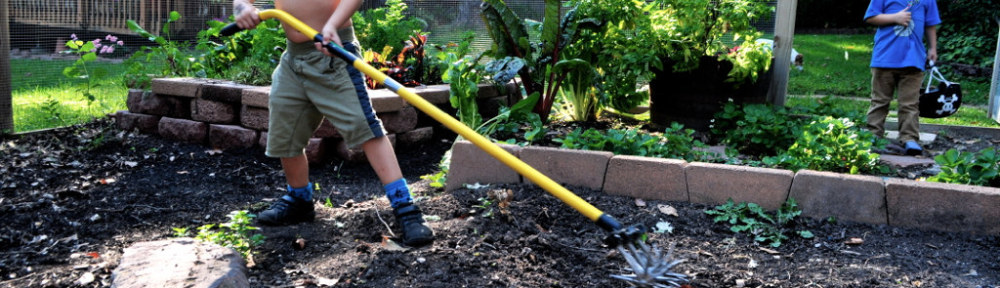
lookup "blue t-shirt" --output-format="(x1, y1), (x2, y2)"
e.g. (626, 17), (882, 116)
(865, 0), (941, 70)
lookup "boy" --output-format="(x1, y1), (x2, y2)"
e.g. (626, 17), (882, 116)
(863, 0), (940, 156)
(233, 0), (434, 246)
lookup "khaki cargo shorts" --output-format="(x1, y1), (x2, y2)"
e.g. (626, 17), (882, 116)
(265, 40), (385, 158)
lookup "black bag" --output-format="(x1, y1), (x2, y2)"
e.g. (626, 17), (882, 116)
(919, 65), (962, 118)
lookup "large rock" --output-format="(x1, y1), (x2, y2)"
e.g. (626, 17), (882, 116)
(111, 238), (248, 288)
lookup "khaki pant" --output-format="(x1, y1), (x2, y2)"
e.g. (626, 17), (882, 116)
(867, 67), (923, 143)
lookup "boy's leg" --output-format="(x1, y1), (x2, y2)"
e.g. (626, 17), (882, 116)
(897, 69), (924, 155)
(258, 154), (317, 225)
(866, 68), (895, 139)
(362, 136), (435, 246)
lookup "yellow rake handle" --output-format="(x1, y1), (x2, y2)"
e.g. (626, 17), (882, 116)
(221, 9), (624, 233)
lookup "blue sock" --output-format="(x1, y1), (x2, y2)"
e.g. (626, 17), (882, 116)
(384, 178), (413, 208)
(285, 182), (314, 202)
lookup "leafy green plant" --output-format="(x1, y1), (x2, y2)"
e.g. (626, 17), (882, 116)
(205, 17), (286, 85)
(479, 93), (547, 146)
(704, 198), (813, 247)
(421, 148), (452, 190)
(763, 116), (883, 174)
(191, 210), (265, 259)
(641, 0), (774, 83)
(928, 147), (1000, 187)
(442, 50), (486, 129)
(62, 34), (125, 102)
(352, 0), (426, 58)
(712, 102), (804, 157)
(125, 11), (206, 89)
(554, 123), (711, 161)
(363, 32), (430, 89)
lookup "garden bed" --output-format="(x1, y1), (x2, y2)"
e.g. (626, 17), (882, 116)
(1, 119), (998, 287)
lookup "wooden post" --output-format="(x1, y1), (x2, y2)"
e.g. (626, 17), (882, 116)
(988, 19), (1000, 122)
(1, 0), (14, 134)
(767, 0), (797, 106)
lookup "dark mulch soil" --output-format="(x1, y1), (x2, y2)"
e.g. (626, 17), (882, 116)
(1, 118), (998, 288)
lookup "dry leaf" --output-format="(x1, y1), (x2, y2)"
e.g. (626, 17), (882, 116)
(205, 149), (223, 155)
(381, 236), (409, 251)
(657, 204), (678, 216)
(634, 198), (647, 207)
(294, 238), (307, 250)
(845, 237), (864, 245)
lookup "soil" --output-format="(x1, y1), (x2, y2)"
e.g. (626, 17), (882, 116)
(1, 118), (998, 288)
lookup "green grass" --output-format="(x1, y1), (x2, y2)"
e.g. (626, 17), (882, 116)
(788, 34), (992, 105)
(12, 58), (129, 133)
(787, 34), (997, 128)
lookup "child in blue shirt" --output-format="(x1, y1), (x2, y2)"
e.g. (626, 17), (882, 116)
(864, 0), (940, 156)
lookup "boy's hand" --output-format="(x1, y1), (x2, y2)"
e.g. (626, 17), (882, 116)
(316, 24), (343, 57)
(894, 6), (912, 26)
(234, 1), (261, 30)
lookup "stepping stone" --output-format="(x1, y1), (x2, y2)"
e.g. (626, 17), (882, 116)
(111, 238), (249, 288)
(885, 130), (936, 144)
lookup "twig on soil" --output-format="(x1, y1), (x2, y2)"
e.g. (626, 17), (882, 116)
(372, 204), (396, 237)
(555, 241), (603, 253)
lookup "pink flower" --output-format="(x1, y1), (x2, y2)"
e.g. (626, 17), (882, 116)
(70, 34), (78, 40)
(105, 35), (118, 42)
(117, 40), (124, 46)
(93, 39), (102, 45)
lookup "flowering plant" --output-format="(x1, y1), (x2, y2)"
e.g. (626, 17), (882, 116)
(62, 34), (126, 101)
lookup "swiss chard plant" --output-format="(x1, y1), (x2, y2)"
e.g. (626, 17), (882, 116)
(352, 0), (426, 59)
(712, 102), (805, 157)
(705, 198), (814, 248)
(928, 147), (1000, 187)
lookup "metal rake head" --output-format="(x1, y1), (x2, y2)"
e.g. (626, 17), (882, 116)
(611, 241), (688, 288)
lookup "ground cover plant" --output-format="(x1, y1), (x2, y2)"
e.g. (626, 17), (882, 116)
(0, 119), (998, 287)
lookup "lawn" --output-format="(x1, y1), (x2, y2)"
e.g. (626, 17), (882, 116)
(11, 58), (129, 132)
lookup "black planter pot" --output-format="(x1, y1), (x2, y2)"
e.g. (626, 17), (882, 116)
(649, 56), (772, 131)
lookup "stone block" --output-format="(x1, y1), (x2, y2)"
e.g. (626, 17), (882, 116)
(199, 80), (254, 103)
(209, 124), (259, 150)
(240, 106), (269, 131)
(686, 162), (793, 210)
(111, 238), (248, 288)
(258, 132), (268, 150)
(126, 89), (191, 118)
(446, 140), (522, 191)
(398, 126), (434, 146)
(241, 86), (271, 108)
(306, 138), (329, 165)
(191, 98), (236, 124)
(604, 155), (688, 202)
(886, 179), (1000, 234)
(790, 170), (887, 225)
(520, 146), (613, 191)
(409, 84), (451, 105)
(151, 77), (205, 98)
(370, 90), (406, 112)
(379, 106), (418, 134)
(158, 117), (207, 144)
(115, 111), (161, 134)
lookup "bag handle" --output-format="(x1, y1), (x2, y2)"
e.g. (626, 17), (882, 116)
(925, 61), (952, 93)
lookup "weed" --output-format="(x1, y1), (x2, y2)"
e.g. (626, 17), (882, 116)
(187, 210), (266, 259)
(705, 198), (813, 247)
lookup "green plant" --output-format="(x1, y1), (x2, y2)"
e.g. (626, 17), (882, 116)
(421, 148), (452, 190)
(712, 102), (804, 157)
(442, 48), (487, 129)
(554, 123), (710, 161)
(473, 197), (495, 218)
(125, 11), (206, 89)
(763, 116), (883, 174)
(641, 0), (774, 83)
(704, 198), (813, 247)
(928, 147), (1000, 187)
(192, 210), (265, 259)
(206, 17), (286, 85)
(353, 0), (426, 58)
(62, 34), (125, 102)
(363, 32), (431, 89)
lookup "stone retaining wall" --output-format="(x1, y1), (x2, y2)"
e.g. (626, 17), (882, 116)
(117, 77), (516, 164)
(447, 140), (1000, 235)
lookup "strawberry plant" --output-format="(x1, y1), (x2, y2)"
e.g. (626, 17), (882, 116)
(763, 116), (885, 174)
(928, 147), (1000, 187)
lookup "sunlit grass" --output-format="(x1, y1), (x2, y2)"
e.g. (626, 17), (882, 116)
(786, 95), (999, 128)
(13, 80), (128, 133)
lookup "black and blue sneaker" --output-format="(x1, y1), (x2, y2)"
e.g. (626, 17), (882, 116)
(904, 140), (923, 156)
(258, 194), (315, 225)
(393, 202), (434, 246)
